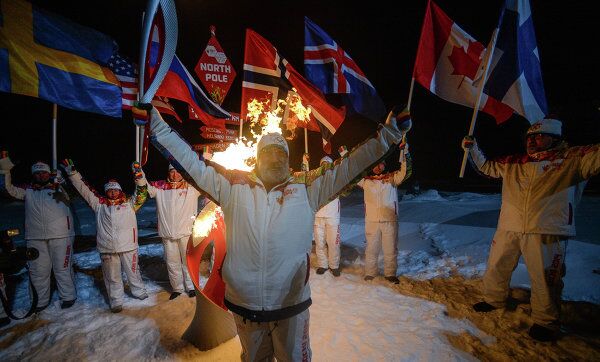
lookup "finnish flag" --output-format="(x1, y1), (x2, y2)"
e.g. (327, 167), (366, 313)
(484, 0), (549, 124)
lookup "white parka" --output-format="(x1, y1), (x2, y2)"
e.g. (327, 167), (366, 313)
(468, 142), (600, 236)
(146, 180), (201, 239)
(358, 149), (410, 222)
(2, 172), (75, 240)
(69, 172), (144, 253)
(315, 198), (340, 220)
(148, 108), (403, 316)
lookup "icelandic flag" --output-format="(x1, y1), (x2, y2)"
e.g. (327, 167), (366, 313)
(0, 0), (122, 117)
(242, 29), (346, 153)
(304, 17), (386, 122)
(484, 0), (548, 124)
(149, 41), (230, 128)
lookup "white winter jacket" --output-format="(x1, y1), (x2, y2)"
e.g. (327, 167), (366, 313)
(69, 172), (146, 253)
(2, 172), (75, 240)
(315, 198), (340, 220)
(148, 108), (403, 318)
(468, 142), (600, 236)
(358, 150), (410, 222)
(146, 180), (201, 239)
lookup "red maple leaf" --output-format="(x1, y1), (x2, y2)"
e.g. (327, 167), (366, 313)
(448, 40), (485, 80)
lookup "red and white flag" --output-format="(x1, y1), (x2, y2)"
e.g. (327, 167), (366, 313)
(413, 0), (513, 124)
(242, 29), (346, 153)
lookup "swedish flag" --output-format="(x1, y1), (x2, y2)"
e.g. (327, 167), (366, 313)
(0, 0), (123, 117)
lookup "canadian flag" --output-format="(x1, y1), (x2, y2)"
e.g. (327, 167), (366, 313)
(413, 0), (514, 124)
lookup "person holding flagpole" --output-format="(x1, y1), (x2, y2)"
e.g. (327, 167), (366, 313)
(463, 118), (600, 342)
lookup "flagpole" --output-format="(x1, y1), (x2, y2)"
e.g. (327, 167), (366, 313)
(406, 77), (415, 112)
(459, 27), (500, 178)
(52, 104), (58, 170)
(303, 127), (309, 171)
(136, 126), (140, 162)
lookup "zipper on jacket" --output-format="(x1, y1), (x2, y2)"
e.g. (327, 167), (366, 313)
(523, 163), (536, 232)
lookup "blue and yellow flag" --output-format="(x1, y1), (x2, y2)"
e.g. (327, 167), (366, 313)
(0, 0), (123, 117)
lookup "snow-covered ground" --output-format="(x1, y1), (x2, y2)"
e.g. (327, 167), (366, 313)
(1, 189), (599, 361)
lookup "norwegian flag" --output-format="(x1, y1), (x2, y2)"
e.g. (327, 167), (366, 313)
(304, 17), (386, 122)
(241, 29), (346, 153)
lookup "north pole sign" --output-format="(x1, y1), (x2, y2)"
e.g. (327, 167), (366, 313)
(195, 26), (236, 105)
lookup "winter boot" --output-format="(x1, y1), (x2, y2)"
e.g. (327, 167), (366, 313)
(316, 267), (327, 275)
(330, 268), (341, 277)
(529, 323), (559, 342)
(187, 290), (196, 298)
(385, 276), (400, 284)
(60, 299), (77, 309)
(110, 305), (123, 313)
(364, 275), (375, 281)
(473, 301), (497, 312)
(138, 293), (149, 300)
(60, 299), (76, 309)
(34, 304), (48, 313)
(0, 316), (10, 327)
(169, 292), (181, 300)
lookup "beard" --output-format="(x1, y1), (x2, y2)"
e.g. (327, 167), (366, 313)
(260, 166), (289, 185)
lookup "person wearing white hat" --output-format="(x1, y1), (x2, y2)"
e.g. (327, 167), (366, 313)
(136, 163), (202, 300)
(358, 142), (412, 284)
(462, 117), (600, 342)
(313, 156), (342, 277)
(61, 159), (149, 313)
(133, 102), (410, 362)
(0, 153), (76, 311)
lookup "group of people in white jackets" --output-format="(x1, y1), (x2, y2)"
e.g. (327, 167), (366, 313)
(0, 155), (201, 316)
(1, 99), (598, 350)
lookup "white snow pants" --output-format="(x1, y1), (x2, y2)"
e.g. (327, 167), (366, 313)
(234, 309), (311, 362)
(100, 250), (147, 308)
(313, 217), (340, 269)
(364, 221), (398, 277)
(27, 236), (76, 307)
(483, 230), (567, 327)
(0, 273), (7, 319)
(162, 236), (194, 293)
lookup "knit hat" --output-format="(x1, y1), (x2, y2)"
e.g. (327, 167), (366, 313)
(31, 162), (50, 174)
(168, 164), (175, 171)
(527, 118), (562, 137)
(104, 179), (122, 192)
(257, 133), (289, 156)
(320, 156), (333, 165)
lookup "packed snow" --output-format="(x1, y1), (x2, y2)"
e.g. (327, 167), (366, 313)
(1, 189), (599, 361)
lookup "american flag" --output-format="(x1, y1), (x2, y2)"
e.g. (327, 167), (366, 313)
(107, 52), (180, 120)
(107, 53), (138, 110)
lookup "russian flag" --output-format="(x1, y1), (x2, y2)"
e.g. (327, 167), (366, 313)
(149, 42), (230, 128)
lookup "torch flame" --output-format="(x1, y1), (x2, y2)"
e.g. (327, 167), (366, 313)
(193, 94), (309, 235)
(192, 201), (221, 244)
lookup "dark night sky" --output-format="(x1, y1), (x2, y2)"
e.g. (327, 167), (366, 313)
(1, 0), (598, 194)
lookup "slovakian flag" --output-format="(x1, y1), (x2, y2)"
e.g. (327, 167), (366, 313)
(241, 29), (346, 153)
(150, 40), (230, 128)
(304, 17), (386, 122)
(484, 0), (548, 124)
(413, 0), (514, 124)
